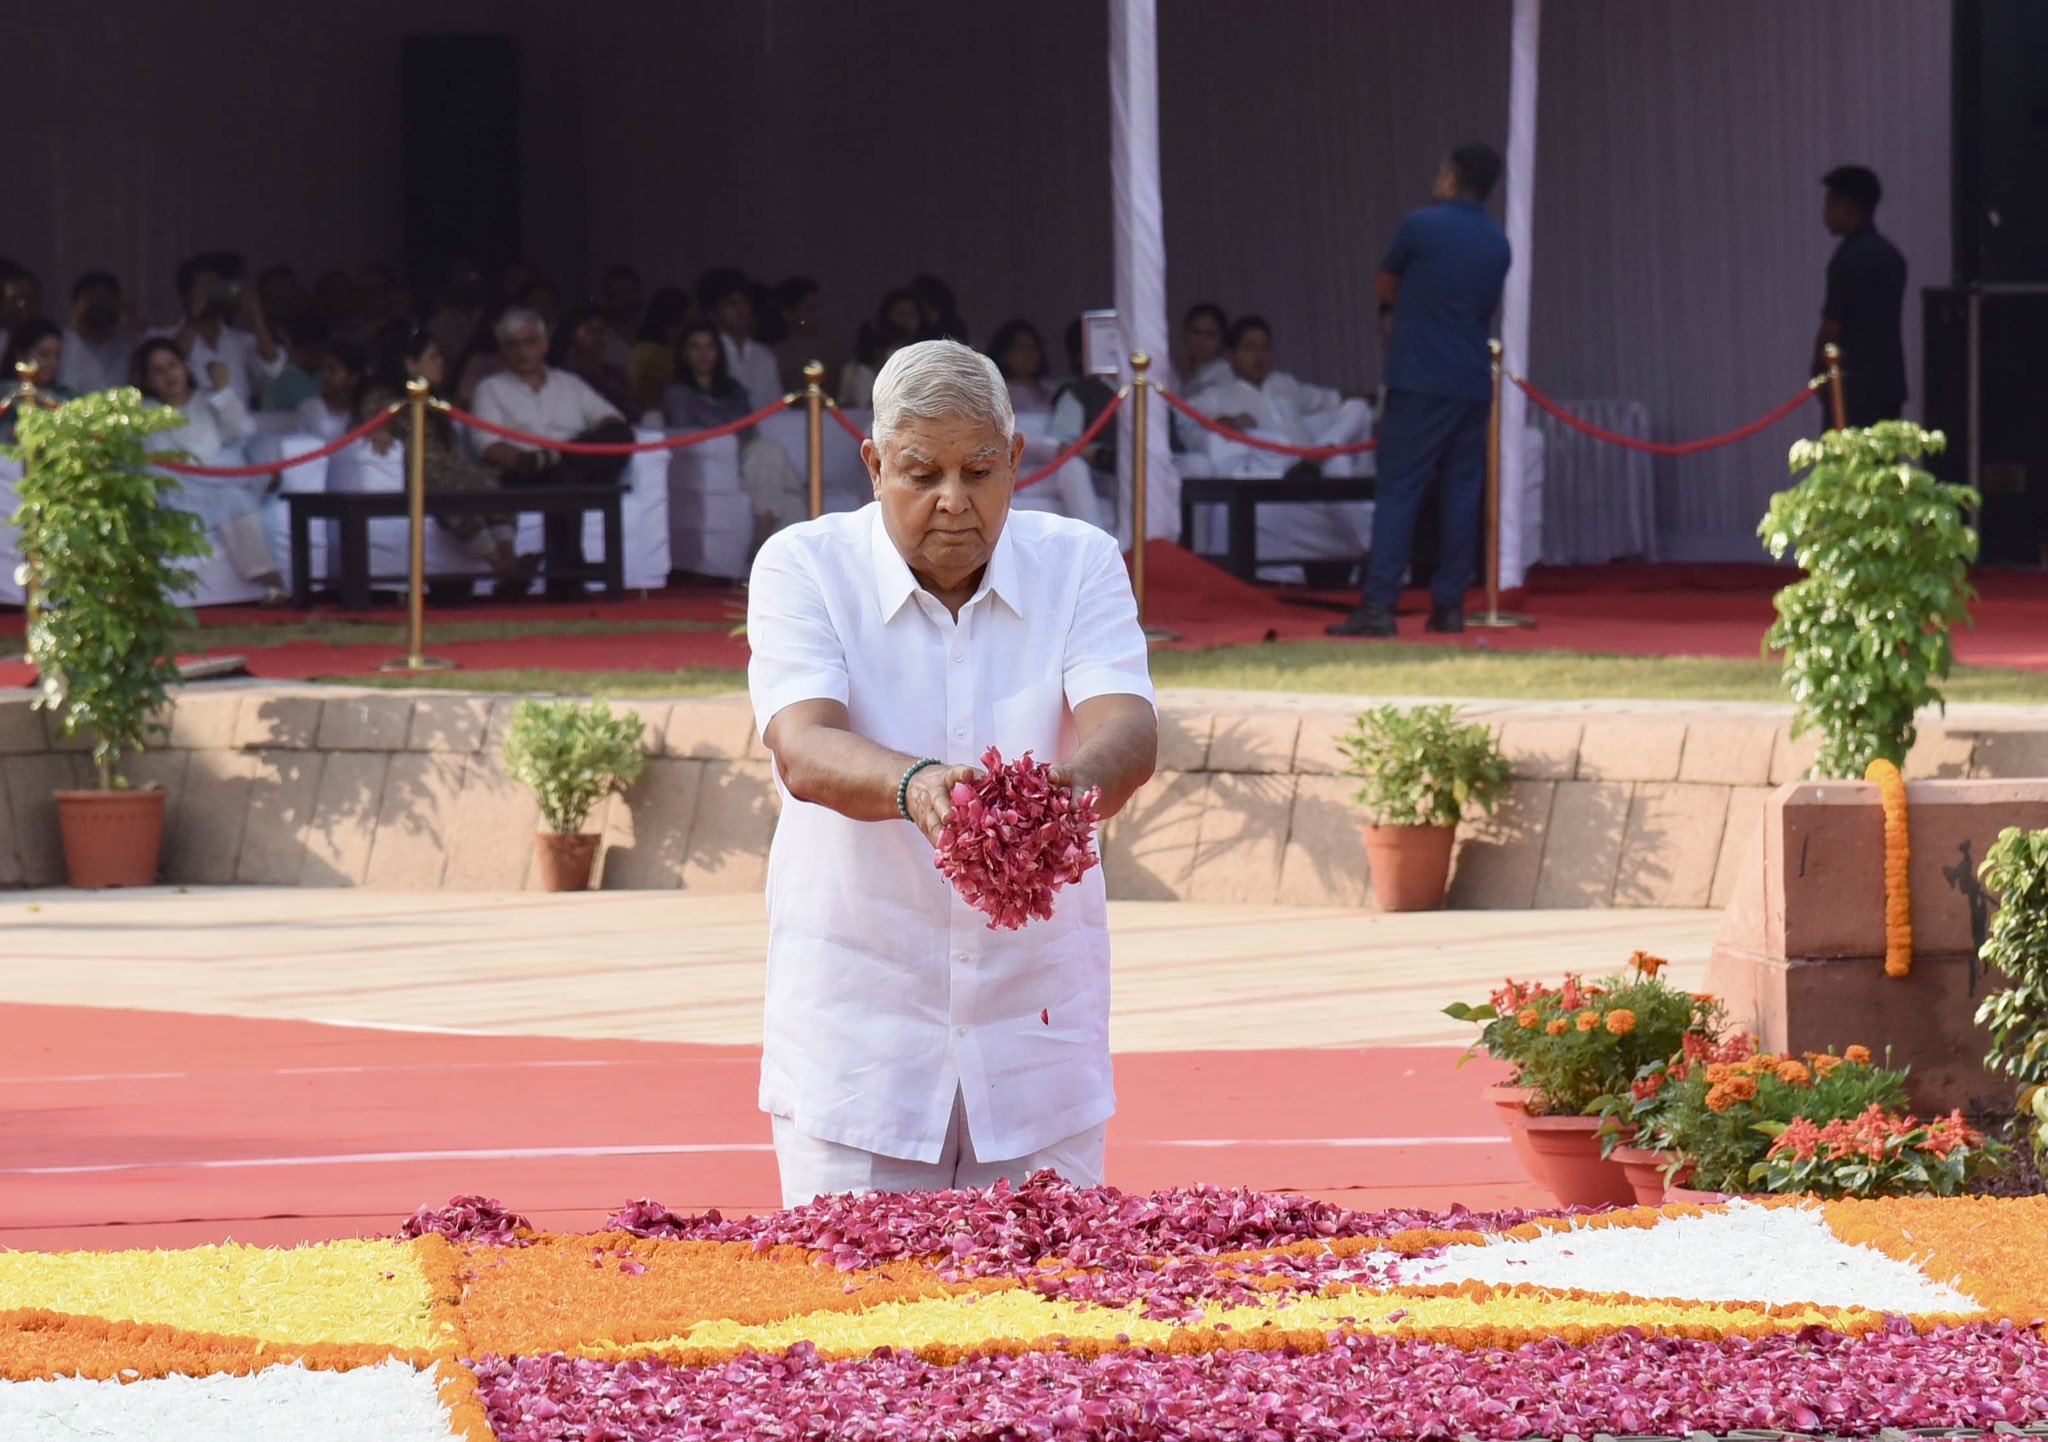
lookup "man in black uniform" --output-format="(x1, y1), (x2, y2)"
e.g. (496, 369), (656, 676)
(1813, 165), (1907, 428)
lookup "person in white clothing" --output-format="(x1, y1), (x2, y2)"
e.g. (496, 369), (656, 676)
(700, 269), (783, 410)
(147, 255), (286, 406)
(58, 271), (141, 395)
(292, 339), (370, 441)
(746, 339), (1158, 1207)
(133, 338), (289, 605)
(472, 307), (632, 598)
(1185, 316), (1375, 578)
(1177, 302), (1232, 401)
(988, 318), (1109, 532)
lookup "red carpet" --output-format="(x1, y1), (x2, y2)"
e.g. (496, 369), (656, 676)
(9, 552), (2048, 686)
(0, 1004), (1528, 1250)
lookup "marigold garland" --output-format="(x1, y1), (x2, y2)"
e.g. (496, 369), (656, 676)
(1866, 757), (1913, 977)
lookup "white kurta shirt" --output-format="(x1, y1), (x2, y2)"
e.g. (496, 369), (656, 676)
(721, 334), (784, 411)
(143, 323), (284, 406)
(471, 367), (621, 451)
(746, 504), (1154, 1162)
(59, 327), (136, 394)
(1197, 371), (1347, 445)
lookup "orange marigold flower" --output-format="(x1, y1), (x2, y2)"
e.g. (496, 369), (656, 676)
(1776, 1060), (1812, 1086)
(1576, 1010), (1603, 1032)
(1723, 1075), (1759, 1102)
(1705, 1063), (1733, 1085)
(1629, 951), (1669, 977)
(1516, 1009), (1541, 1029)
(1545, 1019), (1569, 1036)
(1844, 1045), (1872, 1065)
(1605, 1009), (1637, 1036)
(1705, 1084), (1733, 1113)
(1811, 1054), (1843, 1076)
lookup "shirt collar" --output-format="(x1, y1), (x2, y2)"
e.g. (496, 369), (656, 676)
(867, 505), (1026, 621)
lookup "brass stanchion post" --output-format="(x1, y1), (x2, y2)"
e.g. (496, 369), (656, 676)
(1823, 342), (1848, 432)
(1127, 353), (1178, 644)
(378, 380), (455, 673)
(803, 360), (825, 519)
(1470, 339), (1533, 631)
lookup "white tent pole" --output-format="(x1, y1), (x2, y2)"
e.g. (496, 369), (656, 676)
(1109, 0), (1177, 546)
(1498, 0), (1540, 591)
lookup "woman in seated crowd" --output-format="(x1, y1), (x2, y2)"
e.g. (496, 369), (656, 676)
(628, 287), (691, 421)
(986, 315), (1108, 532)
(131, 337), (290, 606)
(836, 289), (921, 409)
(360, 328), (536, 599)
(0, 318), (72, 439)
(552, 305), (638, 421)
(664, 319), (803, 553)
(292, 338), (370, 441)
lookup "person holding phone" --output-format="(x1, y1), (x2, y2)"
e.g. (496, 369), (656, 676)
(147, 253), (285, 406)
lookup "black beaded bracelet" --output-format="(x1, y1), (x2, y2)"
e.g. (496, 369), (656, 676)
(897, 757), (942, 822)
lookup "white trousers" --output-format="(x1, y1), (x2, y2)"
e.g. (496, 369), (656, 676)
(772, 1090), (1108, 1209)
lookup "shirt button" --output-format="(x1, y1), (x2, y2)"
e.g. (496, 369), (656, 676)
(955, 1025), (968, 1037)
(952, 651), (964, 663)
(954, 953), (968, 964)
(953, 726), (966, 739)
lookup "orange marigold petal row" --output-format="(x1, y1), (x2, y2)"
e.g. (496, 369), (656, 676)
(1821, 1195), (2048, 1323)
(1865, 758), (1913, 978)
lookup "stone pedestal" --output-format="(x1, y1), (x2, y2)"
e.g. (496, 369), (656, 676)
(1706, 779), (2048, 1115)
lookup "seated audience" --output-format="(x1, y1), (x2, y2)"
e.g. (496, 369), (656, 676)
(293, 338), (369, 440)
(0, 318), (73, 440)
(910, 271), (968, 341)
(257, 265), (313, 332)
(1050, 316), (1118, 473)
(553, 305), (638, 419)
(772, 275), (825, 392)
(1179, 302), (1231, 398)
(262, 314), (330, 414)
(355, 262), (408, 334)
(0, 262), (44, 355)
(628, 287), (691, 420)
(58, 271), (140, 395)
(596, 263), (644, 371)
(425, 258), (489, 383)
(837, 289), (920, 409)
(313, 268), (357, 337)
(362, 327), (533, 599)
(514, 278), (563, 333)
(149, 253), (285, 405)
(664, 319), (806, 551)
(988, 318), (1057, 414)
(471, 307), (632, 599)
(456, 303), (508, 406)
(698, 267), (781, 409)
(132, 337), (289, 606)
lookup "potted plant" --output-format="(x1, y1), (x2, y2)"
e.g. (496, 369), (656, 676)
(1976, 825), (2048, 1172)
(501, 698), (648, 892)
(7, 387), (207, 887)
(1751, 1106), (2004, 1199)
(1338, 703), (1509, 911)
(1444, 978), (1558, 1189)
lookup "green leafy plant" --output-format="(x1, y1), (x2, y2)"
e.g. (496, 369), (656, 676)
(6, 389), (207, 789)
(1759, 422), (1978, 779)
(1976, 825), (2048, 1168)
(1338, 703), (1509, 828)
(501, 699), (648, 834)
(1643, 1041), (1909, 1194)
(1750, 1104), (2005, 1199)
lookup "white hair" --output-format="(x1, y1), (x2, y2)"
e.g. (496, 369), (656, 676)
(871, 339), (1013, 445)
(495, 307), (548, 343)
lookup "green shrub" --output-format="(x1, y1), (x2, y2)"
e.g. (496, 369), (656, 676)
(1759, 422), (1978, 779)
(501, 699), (648, 834)
(1976, 825), (2048, 1168)
(6, 389), (207, 789)
(1337, 703), (1509, 828)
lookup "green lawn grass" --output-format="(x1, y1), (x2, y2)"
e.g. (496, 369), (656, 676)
(174, 616), (728, 650)
(330, 641), (2048, 704)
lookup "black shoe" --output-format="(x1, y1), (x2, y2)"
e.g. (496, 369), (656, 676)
(1326, 602), (1398, 638)
(1425, 604), (1465, 634)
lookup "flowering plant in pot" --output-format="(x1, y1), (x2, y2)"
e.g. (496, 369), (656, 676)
(1751, 1105), (2004, 1198)
(501, 698), (647, 892)
(6, 387), (207, 887)
(1444, 977), (1559, 1187)
(1639, 1042), (1913, 1198)
(1338, 704), (1508, 911)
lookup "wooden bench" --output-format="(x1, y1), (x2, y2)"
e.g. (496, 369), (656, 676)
(285, 484), (626, 610)
(1178, 474), (1377, 581)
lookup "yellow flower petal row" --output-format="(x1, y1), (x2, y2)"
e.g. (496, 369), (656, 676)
(0, 1240), (443, 1350)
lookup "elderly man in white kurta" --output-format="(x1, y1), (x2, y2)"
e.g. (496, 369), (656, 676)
(747, 339), (1159, 1207)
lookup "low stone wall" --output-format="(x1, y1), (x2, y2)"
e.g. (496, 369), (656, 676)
(2, 684), (2045, 907)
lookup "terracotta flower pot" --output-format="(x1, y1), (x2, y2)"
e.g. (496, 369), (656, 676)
(1609, 1144), (1673, 1207)
(1663, 1184), (1736, 1205)
(1480, 1082), (1549, 1190)
(533, 832), (601, 892)
(1362, 823), (1457, 912)
(56, 789), (166, 889)
(1520, 1114), (1638, 1208)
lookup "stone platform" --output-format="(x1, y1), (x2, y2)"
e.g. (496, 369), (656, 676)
(5, 684), (2048, 910)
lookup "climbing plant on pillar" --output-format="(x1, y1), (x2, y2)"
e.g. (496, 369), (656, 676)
(1977, 825), (2048, 1167)
(1759, 423), (1978, 779)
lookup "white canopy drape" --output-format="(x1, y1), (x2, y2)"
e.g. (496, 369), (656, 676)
(1497, 0), (1541, 592)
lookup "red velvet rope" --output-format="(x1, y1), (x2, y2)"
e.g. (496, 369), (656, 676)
(153, 405), (401, 478)
(825, 401), (869, 442)
(1512, 374), (1823, 457)
(441, 396), (796, 455)
(1015, 390), (1127, 490)
(1156, 386), (1377, 459)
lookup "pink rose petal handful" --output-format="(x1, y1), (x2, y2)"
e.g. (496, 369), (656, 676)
(934, 746), (1101, 930)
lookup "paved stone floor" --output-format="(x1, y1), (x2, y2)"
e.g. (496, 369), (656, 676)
(0, 887), (1720, 1051)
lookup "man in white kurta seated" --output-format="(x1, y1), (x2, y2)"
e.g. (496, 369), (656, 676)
(746, 339), (1159, 1206)
(1187, 316), (1374, 575)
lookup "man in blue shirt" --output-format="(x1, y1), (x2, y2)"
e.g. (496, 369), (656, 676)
(1330, 144), (1510, 637)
